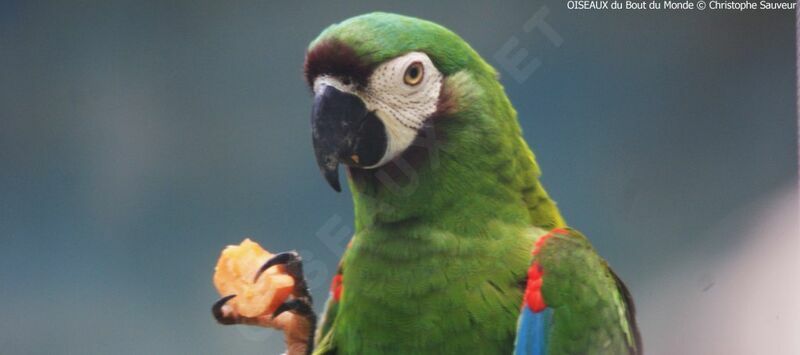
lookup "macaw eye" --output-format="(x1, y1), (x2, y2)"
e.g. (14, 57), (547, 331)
(403, 62), (424, 86)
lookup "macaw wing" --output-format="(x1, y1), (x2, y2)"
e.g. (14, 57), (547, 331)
(312, 238), (351, 355)
(514, 228), (641, 355)
(314, 265), (342, 353)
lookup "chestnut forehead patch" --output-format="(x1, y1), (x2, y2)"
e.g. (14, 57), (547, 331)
(304, 40), (376, 88)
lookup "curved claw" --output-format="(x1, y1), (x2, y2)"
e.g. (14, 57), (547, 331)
(273, 298), (318, 355)
(272, 298), (314, 319)
(212, 294), (237, 325)
(254, 251), (299, 282)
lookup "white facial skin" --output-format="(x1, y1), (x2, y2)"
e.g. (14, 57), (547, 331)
(312, 52), (443, 168)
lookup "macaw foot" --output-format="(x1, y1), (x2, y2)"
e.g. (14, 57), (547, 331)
(212, 251), (317, 355)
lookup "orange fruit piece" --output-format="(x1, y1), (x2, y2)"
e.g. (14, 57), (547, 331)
(213, 238), (295, 317)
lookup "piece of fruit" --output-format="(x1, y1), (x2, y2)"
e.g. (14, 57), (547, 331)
(213, 238), (295, 317)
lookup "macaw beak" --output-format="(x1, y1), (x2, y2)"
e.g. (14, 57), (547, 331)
(311, 85), (387, 192)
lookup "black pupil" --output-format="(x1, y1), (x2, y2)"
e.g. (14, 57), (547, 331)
(408, 66), (419, 79)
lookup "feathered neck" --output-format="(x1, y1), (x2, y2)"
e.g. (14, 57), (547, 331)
(346, 72), (564, 233)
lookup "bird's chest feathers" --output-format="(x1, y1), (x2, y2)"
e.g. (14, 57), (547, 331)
(333, 224), (536, 352)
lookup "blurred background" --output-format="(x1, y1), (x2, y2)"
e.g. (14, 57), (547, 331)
(1, 1), (797, 354)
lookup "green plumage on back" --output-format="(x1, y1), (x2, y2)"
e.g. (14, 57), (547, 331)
(304, 12), (638, 355)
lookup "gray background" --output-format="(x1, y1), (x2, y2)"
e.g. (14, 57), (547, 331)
(1, 1), (797, 354)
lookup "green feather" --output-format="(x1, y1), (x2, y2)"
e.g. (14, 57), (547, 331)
(534, 229), (640, 354)
(308, 12), (636, 355)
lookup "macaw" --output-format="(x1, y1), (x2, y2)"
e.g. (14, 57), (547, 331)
(213, 12), (641, 355)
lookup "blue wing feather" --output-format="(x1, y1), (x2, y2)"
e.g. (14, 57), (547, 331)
(514, 306), (552, 355)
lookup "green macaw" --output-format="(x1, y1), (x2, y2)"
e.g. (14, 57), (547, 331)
(213, 12), (641, 355)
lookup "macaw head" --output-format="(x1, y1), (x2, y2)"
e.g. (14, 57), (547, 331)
(304, 12), (512, 192)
